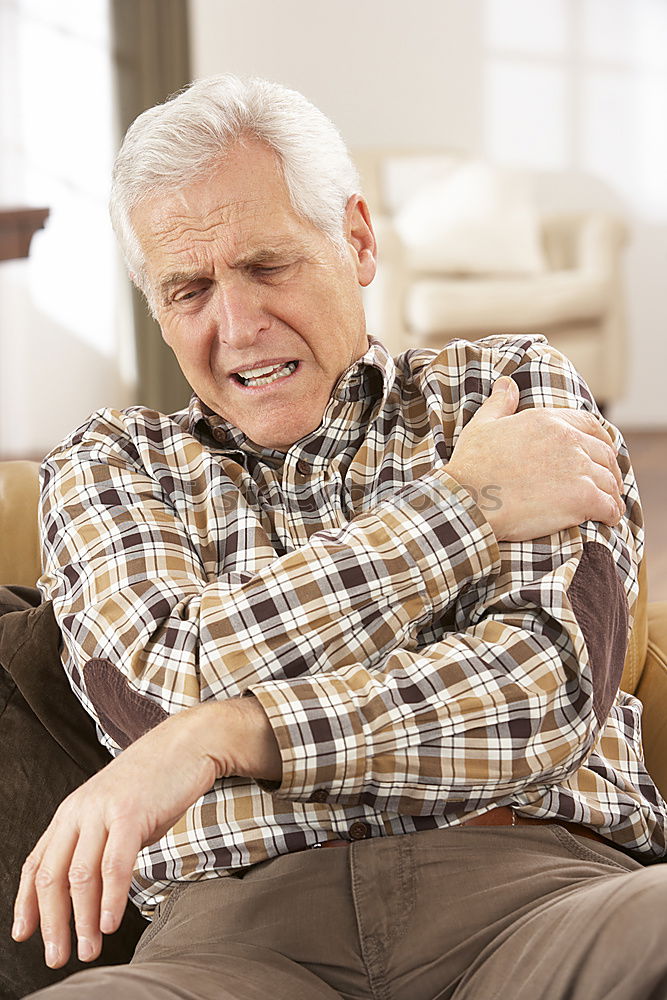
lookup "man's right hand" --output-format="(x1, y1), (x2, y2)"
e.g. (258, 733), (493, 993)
(12, 696), (280, 970)
(444, 376), (625, 542)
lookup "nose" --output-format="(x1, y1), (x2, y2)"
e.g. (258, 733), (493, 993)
(213, 278), (269, 349)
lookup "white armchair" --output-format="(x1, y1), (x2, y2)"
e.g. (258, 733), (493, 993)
(355, 149), (629, 409)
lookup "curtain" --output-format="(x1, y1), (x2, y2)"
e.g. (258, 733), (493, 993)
(111, 0), (193, 414)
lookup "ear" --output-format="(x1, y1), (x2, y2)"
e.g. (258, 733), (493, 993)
(344, 195), (377, 287)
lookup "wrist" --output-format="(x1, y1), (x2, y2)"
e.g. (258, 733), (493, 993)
(439, 462), (504, 541)
(192, 697), (282, 783)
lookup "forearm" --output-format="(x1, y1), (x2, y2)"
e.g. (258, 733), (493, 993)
(248, 512), (640, 812)
(11, 693), (280, 972)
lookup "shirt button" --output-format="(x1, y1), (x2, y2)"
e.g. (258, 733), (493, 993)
(348, 821), (371, 841)
(296, 459), (310, 476)
(310, 789), (329, 803)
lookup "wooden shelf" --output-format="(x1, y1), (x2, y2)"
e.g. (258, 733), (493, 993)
(0, 207), (50, 261)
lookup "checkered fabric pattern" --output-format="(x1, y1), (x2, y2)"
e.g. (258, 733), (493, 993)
(37, 334), (666, 918)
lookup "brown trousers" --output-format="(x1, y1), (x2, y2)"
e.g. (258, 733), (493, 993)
(26, 824), (667, 1000)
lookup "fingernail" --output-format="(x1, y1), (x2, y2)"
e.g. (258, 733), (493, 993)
(495, 377), (511, 394)
(11, 918), (25, 940)
(45, 942), (60, 967)
(78, 938), (94, 962)
(100, 910), (116, 934)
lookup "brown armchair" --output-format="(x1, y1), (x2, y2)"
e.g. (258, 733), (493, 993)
(0, 461), (149, 997)
(1, 457), (667, 997)
(2, 458), (666, 796)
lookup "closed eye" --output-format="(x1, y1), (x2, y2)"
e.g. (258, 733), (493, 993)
(253, 264), (287, 276)
(248, 261), (299, 282)
(172, 281), (211, 304)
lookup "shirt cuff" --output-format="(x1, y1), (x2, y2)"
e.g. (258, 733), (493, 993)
(246, 672), (368, 803)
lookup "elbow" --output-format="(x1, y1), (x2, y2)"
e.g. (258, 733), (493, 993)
(83, 656), (170, 750)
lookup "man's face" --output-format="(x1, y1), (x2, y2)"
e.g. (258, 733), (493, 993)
(132, 140), (376, 450)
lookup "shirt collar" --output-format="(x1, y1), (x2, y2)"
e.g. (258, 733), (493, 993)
(187, 336), (396, 464)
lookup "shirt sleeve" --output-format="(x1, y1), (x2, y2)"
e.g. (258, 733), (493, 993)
(247, 341), (644, 813)
(38, 411), (499, 752)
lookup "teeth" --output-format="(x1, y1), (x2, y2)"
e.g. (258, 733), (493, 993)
(237, 364), (278, 378)
(236, 361), (297, 387)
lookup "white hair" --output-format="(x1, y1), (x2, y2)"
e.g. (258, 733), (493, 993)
(109, 75), (361, 306)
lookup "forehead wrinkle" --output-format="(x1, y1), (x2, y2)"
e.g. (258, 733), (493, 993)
(147, 194), (259, 250)
(149, 215), (241, 298)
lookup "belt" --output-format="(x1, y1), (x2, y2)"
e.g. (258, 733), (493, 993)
(311, 807), (608, 850)
(459, 805), (609, 847)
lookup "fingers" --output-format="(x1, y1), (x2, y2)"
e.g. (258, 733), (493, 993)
(11, 711), (212, 972)
(586, 463), (625, 525)
(14, 817), (139, 968)
(12, 837), (48, 947)
(64, 819), (139, 957)
(553, 411), (625, 516)
(562, 413), (623, 483)
(98, 823), (143, 936)
(558, 409), (617, 451)
(578, 434), (624, 507)
(68, 823), (107, 963)
(587, 435), (624, 494)
(16, 822), (80, 968)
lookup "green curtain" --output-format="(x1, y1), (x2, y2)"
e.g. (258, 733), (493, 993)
(111, 0), (193, 414)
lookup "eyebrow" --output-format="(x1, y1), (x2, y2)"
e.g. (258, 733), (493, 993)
(157, 244), (302, 305)
(158, 269), (208, 304)
(233, 243), (301, 268)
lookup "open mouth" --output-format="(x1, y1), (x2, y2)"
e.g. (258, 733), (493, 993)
(233, 360), (299, 387)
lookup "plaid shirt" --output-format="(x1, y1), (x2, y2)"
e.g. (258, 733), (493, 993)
(38, 334), (667, 918)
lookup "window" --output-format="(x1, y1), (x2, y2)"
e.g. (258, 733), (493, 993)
(0, 0), (134, 458)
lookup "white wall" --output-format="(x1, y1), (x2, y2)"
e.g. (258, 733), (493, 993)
(190, 0), (667, 428)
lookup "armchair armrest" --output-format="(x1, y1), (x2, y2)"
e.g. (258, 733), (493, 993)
(0, 460), (41, 587)
(635, 602), (667, 801)
(578, 213), (629, 276)
(540, 212), (628, 275)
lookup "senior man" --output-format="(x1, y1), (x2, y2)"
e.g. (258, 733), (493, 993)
(13, 76), (667, 999)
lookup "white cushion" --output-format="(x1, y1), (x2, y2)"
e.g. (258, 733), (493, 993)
(381, 155), (462, 214)
(406, 271), (608, 334)
(393, 160), (547, 276)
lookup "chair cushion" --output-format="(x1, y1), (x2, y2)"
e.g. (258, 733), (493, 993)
(393, 160), (547, 276)
(406, 271), (608, 335)
(381, 153), (463, 214)
(0, 587), (146, 998)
